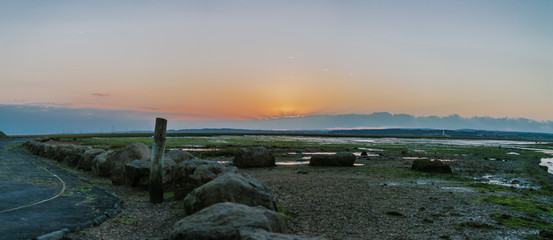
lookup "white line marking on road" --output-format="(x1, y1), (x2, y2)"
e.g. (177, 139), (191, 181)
(0, 154), (66, 214)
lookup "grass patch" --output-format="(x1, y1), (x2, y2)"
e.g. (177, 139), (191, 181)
(198, 148), (239, 158)
(479, 196), (553, 217)
(456, 182), (538, 195)
(163, 192), (175, 199)
(113, 217), (136, 224)
(491, 213), (553, 231)
(276, 202), (294, 220)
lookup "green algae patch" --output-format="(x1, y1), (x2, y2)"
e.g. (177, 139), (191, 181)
(277, 202), (294, 220)
(481, 196), (553, 217)
(491, 213), (553, 231)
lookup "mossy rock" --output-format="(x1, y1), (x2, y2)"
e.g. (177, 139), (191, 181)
(411, 159), (452, 173)
(0, 131), (8, 139)
(309, 152), (355, 167)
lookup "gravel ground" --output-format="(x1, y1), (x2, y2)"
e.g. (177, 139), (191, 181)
(58, 156), (539, 240)
(59, 171), (185, 240)
(242, 163), (530, 240)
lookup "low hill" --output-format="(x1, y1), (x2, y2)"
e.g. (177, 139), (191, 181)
(0, 131), (8, 138)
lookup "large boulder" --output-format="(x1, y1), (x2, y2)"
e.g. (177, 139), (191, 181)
(233, 146), (275, 168)
(92, 150), (113, 177)
(107, 142), (151, 185)
(77, 148), (105, 171)
(0, 131), (7, 138)
(43, 144), (57, 159)
(65, 145), (92, 167)
(173, 159), (237, 200)
(239, 228), (326, 240)
(411, 159), (452, 173)
(183, 172), (277, 215)
(169, 202), (288, 240)
(125, 158), (177, 190)
(165, 150), (196, 164)
(308, 152), (356, 167)
(29, 141), (47, 156)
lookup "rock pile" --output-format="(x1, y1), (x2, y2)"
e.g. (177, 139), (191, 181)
(24, 140), (324, 240)
(22, 140), (202, 191)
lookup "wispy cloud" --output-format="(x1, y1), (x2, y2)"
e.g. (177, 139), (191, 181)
(91, 93), (111, 97)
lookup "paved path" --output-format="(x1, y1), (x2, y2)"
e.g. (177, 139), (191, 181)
(0, 139), (120, 240)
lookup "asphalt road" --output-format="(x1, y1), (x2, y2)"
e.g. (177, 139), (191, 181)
(0, 138), (120, 240)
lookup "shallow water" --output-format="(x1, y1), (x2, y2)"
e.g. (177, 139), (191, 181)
(540, 158), (553, 174)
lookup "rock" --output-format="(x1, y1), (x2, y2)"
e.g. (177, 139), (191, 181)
(183, 172), (277, 215)
(35, 137), (50, 143)
(0, 130), (8, 138)
(78, 149), (105, 171)
(124, 158), (177, 190)
(165, 150), (196, 164)
(411, 159), (452, 173)
(239, 228), (326, 240)
(29, 141), (47, 156)
(173, 159), (237, 200)
(360, 151), (368, 156)
(65, 145), (92, 167)
(385, 211), (405, 217)
(92, 150), (113, 177)
(43, 144), (57, 159)
(540, 230), (553, 239)
(52, 145), (70, 162)
(162, 158), (178, 191)
(233, 146), (275, 168)
(308, 152), (356, 167)
(169, 202), (288, 240)
(106, 143), (151, 185)
(296, 170), (308, 174)
(125, 159), (151, 190)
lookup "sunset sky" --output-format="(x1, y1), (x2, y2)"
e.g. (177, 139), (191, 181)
(1, 1), (552, 134)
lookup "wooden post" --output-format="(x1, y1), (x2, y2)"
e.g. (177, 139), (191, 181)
(149, 117), (167, 204)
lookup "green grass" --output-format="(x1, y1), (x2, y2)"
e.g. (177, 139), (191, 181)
(113, 217), (136, 224)
(491, 213), (553, 231)
(276, 202), (294, 220)
(480, 196), (553, 216)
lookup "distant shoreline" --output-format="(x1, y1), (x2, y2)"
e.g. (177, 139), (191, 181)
(9, 128), (553, 142)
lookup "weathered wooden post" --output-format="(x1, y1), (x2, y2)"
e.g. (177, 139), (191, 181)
(149, 117), (167, 204)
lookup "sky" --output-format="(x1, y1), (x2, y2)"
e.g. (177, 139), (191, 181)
(0, 0), (552, 135)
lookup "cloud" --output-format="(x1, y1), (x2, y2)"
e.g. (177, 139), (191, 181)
(91, 93), (111, 97)
(1, 104), (552, 135)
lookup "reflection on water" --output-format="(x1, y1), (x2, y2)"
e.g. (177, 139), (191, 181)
(179, 148), (220, 152)
(276, 161), (309, 166)
(354, 152), (379, 157)
(357, 147), (384, 152)
(402, 157), (428, 160)
(540, 158), (553, 174)
(481, 175), (536, 189)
